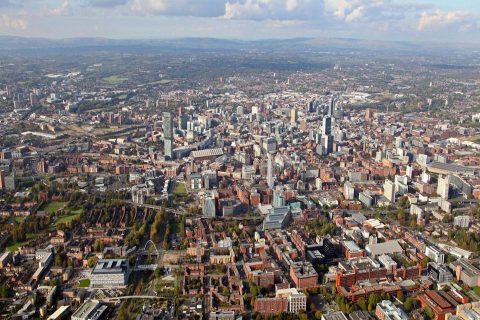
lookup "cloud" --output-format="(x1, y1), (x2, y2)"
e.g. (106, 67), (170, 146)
(0, 14), (27, 30)
(0, 0), (479, 42)
(49, 0), (72, 16)
(345, 5), (364, 23)
(0, 0), (17, 8)
(87, 0), (129, 8)
(324, 0), (356, 19)
(128, 0), (225, 17)
(325, 0), (430, 24)
(223, 0), (323, 20)
(418, 10), (474, 31)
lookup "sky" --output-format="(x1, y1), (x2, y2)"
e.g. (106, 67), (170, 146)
(0, 0), (479, 43)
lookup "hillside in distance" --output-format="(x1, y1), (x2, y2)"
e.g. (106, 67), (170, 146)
(0, 36), (478, 55)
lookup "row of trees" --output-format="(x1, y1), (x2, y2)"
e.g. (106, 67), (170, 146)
(447, 228), (480, 253)
(305, 216), (340, 237)
(150, 209), (168, 244)
(125, 222), (147, 248)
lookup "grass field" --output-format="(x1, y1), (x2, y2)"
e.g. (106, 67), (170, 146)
(102, 75), (128, 85)
(7, 232), (45, 252)
(55, 213), (81, 226)
(173, 182), (188, 195)
(44, 201), (68, 213)
(79, 279), (91, 288)
(55, 209), (82, 227)
(7, 216), (26, 224)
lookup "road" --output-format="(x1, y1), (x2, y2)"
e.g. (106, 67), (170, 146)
(100, 295), (172, 302)
(125, 200), (264, 221)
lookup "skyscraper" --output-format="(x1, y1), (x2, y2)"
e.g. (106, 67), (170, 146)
(163, 111), (173, 159)
(322, 135), (333, 155)
(273, 189), (285, 207)
(437, 175), (450, 200)
(365, 108), (373, 121)
(395, 137), (404, 149)
(203, 193), (216, 218)
(267, 152), (274, 189)
(383, 179), (395, 203)
(0, 171), (5, 190)
(290, 108), (298, 126)
(328, 98), (335, 116)
(163, 112), (173, 139)
(322, 116), (332, 136)
(178, 114), (188, 130)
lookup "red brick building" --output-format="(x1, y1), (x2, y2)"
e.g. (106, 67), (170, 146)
(417, 290), (469, 320)
(254, 297), (288, 315)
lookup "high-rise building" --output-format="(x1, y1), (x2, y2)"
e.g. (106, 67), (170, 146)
(178, 114), (188, 130)
(262, 137), (277, 153)
(365, 108), (373, 121)
(437, 175), (450, 200)
(267, 153), (274, 189)
(322, 135), (333, 155)
(163, 112), (173, 159)
(236, 105), (244, 115)
(383, 179), (395, 203)
(344, 181), (355, 200)
(163, 112), (173, 140)
(0, 171), (5, 190)
(406, 165), (413, 179)
(328, 98), (335, 116)
(164, 139), (173, 159)
(290, 108), (297, 125)
(322, 116), (332, 135)
(203, 193), (216, 218)
(307, 100), (315, 113)
(273, 189), (285, 208)
(395, 137), (404, 148)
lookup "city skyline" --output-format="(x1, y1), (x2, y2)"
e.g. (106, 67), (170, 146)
(0, 0), (479, 43)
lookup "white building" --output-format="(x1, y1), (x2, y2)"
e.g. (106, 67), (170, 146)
(344, 181), (355, 200)
(437, 175), (450, 200)
(90, 259), (130, 288)
(425, 246), (445, 264)
(383, 179), (395, 203)
(276, 288), (307, 313)
(454, 215), (470, 228)
(376, 300), (408, 320)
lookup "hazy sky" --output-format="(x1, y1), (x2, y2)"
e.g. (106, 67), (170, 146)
(0, 0), (479, 42)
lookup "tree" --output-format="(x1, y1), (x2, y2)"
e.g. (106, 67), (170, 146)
(399, 196), (409, 208)
(179, 215), (186, 237)
(420, 256), (430, 268)
(357, 297), (367, 311)
(0, 285), (9, 298)
(397, 208), (406, 224)
(396, 290), (405, 302)
(116, 305), (130, 320)
(368, 292), (381, 306)
(404, 297), (417, 312)
(298, 312), (309, 320)
(93, 240), (105, 252)
(222, 287), (230, 296)
(87, 256), (98, 268)
(424, 307), (434, 319)
(367, 302), (375, 312)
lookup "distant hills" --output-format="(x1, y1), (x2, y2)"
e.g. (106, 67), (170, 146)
(0, 35), (478, 54)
